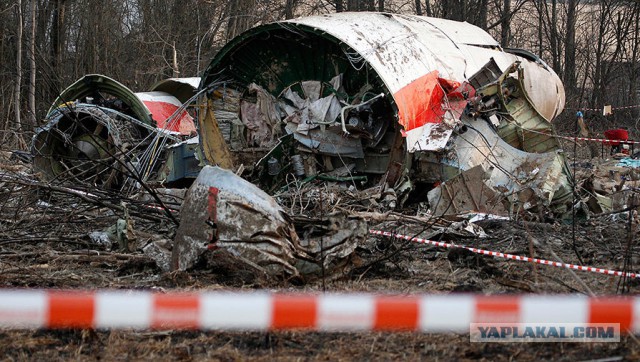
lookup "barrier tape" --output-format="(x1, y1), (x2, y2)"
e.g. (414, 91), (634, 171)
(556, 134), (640, 146)
(369, 230), (639, 279)
(567, 104), (640, 112)
(524, 127), (640, 145)
(0, 290), (638, 332)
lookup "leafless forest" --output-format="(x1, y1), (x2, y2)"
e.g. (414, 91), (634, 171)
(2, 0), (640, 360)
(1, 0), (640, 145)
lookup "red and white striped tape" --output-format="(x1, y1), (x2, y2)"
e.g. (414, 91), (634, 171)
(568, 104), (640, 112)
(0, 290), (639, 332)
(557, 135), (640, 145)
(370, 229), (639, 279)
(515, 127), (640, 145)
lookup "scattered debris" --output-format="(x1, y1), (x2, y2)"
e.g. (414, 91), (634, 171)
(31, 74), (200, 193)
(199, 13), (571, 219)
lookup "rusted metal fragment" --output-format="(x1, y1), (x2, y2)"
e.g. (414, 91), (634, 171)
(171, 166), (305, 276)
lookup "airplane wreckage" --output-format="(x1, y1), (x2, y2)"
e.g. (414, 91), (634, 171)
(31, 13), (575, 278)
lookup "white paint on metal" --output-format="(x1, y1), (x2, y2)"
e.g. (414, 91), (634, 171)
(135, 91), (183, 107)
(287, 12), (564, 123)
(404, 123), (454, 153)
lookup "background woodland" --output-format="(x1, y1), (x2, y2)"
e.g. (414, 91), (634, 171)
(1, 0), (639, 146)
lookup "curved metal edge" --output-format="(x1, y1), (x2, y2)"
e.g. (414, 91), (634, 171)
(46, 74), (154, 126)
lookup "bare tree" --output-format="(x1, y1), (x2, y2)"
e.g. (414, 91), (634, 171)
(14, 0), (23, 141)
(227, 0), (257, 41)
(285, 0), (297, 19)
(564, 0), (577, 92)
(49, 0), (66, 94)
(501, 0), (511, 46)
(28, 0), (35, 128)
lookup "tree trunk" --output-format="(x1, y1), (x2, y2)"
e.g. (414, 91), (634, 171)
(501, 0), (511, 47)
(226, 0), (256, 41)
(14, 0), (23, 137)
(28, 0), (36, 128)
(478, 0), (488, 29)
(285, 0), (295, 19)
(564, 0), (577, 93)
(549, 0), (561, 72)
(630, 4), (640, 121)
(50, 0), (66, 95)
(537, 2), (543, 56)
(336, 0), (343, 12)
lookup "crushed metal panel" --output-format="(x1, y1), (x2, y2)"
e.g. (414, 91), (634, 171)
(511, 54), (566, 121)
(437, 117), (571, 213)
(404, 122), (455, 153)
(409, 16), (501, 47)
(467, 61), (563, 154)
(33, 74), (201, 189)
(293, 127), (364, 158)
(46, 74), (154, 124)
(289, 12), (515, 90)
(428, 165), (508, 216)
(202, 13), (562, 154)
(162, 136), (201, 183)
(171, 166), (305, 276)
(199, 12), (566, 197)
(31, 104), (158, 188)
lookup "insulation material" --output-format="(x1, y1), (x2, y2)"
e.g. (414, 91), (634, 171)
(240, 84), (282, 147)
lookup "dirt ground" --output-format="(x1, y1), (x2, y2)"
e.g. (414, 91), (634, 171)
(1, 143), (640, 361)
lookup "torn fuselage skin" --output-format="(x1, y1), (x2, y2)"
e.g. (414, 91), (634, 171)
(32, 74), (199, 191)
(198, 12), (570, 216)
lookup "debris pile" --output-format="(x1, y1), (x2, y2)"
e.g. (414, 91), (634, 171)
(31, 75), (200, 193)
(198, 13), (571, 221)
(6, 13), (639, 286)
